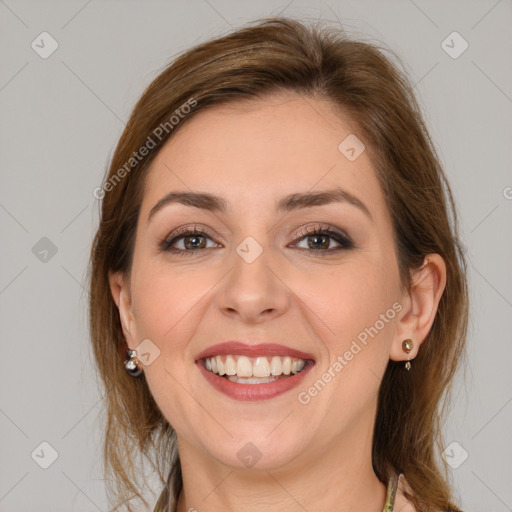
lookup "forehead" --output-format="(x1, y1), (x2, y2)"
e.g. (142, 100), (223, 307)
(141, 93), (388, 222)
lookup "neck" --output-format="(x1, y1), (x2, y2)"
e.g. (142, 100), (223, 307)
(175, 413), (387, 512)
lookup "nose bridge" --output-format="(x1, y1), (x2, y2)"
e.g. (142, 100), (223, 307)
(231, 229), (275, 293)
(231, 207), (274, 266)
(217, 226), (288, 322)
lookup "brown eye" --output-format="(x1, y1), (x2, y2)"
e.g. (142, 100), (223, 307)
(305, 233), (331, 250)
(292, 226), (353, 256)
(160, 228), (219, 256)
(182, 234), (207, 250)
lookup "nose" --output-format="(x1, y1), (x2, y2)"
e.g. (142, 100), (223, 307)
(216, 239), (290, 324)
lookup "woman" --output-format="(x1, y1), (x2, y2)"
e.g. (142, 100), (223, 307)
(88, 17), (468, 512)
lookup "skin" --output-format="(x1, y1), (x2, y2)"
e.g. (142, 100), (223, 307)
(109, 92), (446, 512)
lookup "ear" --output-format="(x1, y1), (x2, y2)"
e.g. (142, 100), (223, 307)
(109, 270), (138, 349)
(390, 254), (447, 363)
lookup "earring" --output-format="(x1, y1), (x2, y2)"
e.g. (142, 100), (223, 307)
(124, 349), (143, 377)
(402, 338), (414, 371)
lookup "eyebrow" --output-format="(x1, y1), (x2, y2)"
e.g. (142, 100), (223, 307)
(147, 187), (372, 223)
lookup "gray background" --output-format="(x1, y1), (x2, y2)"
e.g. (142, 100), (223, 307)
(1, 0), (511, 511)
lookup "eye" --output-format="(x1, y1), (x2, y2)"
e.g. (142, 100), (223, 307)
(159, 226), (219, 256)
(159, 223), (353, 257)
(291, 224), (353, 256)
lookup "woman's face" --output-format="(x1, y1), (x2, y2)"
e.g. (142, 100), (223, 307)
(113, 92), (407, 471)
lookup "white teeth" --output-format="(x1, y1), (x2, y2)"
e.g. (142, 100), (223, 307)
(270, 356), (282, 376)
(227, 376), (278, 384)
(204, 354), (308, 378)
(282, 356), (291, 375)
(216, 355), (225, 375)
(225, 355), (236, 375)
(253, 357), (271, 377)
(236, 356), (253, 377)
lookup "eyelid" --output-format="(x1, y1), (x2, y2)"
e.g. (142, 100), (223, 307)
(291, 222), (347, 239)
(159, 222), (353, 253)
(159, 224), (217, 249)
(163, 222), (346, 241)
(165, 224), (216, 240)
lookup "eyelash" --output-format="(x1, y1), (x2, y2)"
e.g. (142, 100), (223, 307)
(159, 224), (353, 257)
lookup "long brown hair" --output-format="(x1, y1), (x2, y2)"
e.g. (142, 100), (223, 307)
(88, 16), (469, 511)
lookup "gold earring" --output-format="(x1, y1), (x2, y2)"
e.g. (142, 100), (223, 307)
(402, 338), (414, 371)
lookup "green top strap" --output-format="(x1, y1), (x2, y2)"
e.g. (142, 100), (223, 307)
(382, 471), (400, 512)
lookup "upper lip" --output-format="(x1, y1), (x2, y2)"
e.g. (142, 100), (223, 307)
(195, 341), (315, 362)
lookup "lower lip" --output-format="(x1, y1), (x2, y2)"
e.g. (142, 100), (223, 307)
(196, 360), (315, 401)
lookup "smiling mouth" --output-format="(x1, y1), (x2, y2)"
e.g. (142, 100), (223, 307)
(202, 354), (313, 384)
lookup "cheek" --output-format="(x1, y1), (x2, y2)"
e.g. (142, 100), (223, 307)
(305, 264), (398, 412)
(288, 262), (397, 433)
(303, 261), (396, 342)
(130, 267), (214, 429)
(132, 266), (213, 348)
